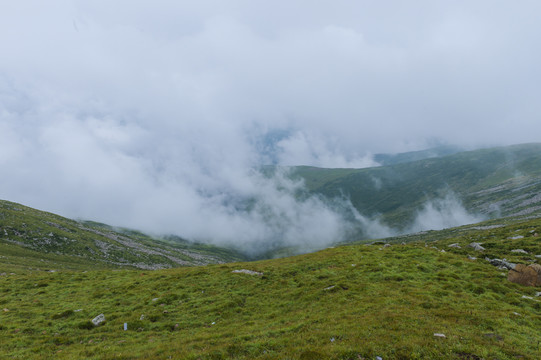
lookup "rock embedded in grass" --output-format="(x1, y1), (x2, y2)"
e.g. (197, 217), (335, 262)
(91, 313), (106, 326)
(511, 249), (528, 254)
(231, 269), (263, 276)
(508, 264), (541, 287)
(486, 258), (516, 270)
(468, 242), (485, 251)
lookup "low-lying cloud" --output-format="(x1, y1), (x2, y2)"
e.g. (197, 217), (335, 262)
(407, 193), (486, 233)
(0, 1), (538, 255)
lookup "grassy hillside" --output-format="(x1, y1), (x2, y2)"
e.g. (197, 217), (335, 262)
(1, 217), (540, 359)
(0, 200), (245, 272)
(292, 143), (541, 230)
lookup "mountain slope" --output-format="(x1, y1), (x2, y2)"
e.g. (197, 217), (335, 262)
(1, 216), (540, 359)
(0, 200), (245, 272)
(292, 143), (541, 230)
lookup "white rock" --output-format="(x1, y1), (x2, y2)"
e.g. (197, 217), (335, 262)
(92, 314), (106, 326)
(434, 333), (446, 338)
(468, 242), (485, 251)
(231, 269), (263, 276)
(448, 243), (461, 248)
(511, 249), (528, 254)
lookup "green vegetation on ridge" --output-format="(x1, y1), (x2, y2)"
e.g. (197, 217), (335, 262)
(292, 143), (541, 230)
(0, 200), (245, 272)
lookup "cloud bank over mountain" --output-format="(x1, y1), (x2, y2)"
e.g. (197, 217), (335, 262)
(1, 1), (540, 251)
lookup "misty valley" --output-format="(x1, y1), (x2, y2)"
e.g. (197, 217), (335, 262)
(1, 143), (541, 359)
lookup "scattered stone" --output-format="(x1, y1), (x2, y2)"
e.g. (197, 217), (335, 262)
(91, 314), (106, 326)
(324, 285), (336, 291)
(486, 258), (516, 270)
(511, 249), (528, 254)
(151, 298), (159, 302)
(508, 235), (524, 240)
(140, 314), (145, 320)
(535, 292), (541, 297)
(521, 295), (534, 300)
(512, 312), (521, 316)
(507, 264), (541, 287)
(468, 242), (485, 251)
(448, 243), (461, 248)
(74, 309), (83, 312)
(434, 333), (446, 338)
(3, 308), (8, 312)
(383, 243), (391, 248)
(231, 269), (263, 276)
(440, 250), (446, 253)
(401, 242), (406, 245)
(468, 256), (477, 260)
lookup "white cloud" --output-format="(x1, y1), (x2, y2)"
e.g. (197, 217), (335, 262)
(408, 193), (485, 233)
(0, 1), (540, 254)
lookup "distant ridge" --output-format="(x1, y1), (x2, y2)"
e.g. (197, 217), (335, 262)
(292, 143), (541, 230)
(374, 144), (463, 166)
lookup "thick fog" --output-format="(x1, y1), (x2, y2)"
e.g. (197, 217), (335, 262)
(1, 1), (539, 253)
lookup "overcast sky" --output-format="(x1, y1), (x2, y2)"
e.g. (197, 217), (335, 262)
(1, 1), (540, 252)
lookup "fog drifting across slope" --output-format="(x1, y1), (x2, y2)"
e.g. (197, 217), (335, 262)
(0, 1), (538, 255)
(407, 193), (486, 234)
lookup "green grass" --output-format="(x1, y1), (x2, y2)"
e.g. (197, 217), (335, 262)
(291, 143), (541, 230)
(1, 218), (541, 359)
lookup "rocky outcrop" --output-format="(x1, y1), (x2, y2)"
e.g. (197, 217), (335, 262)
(507, 264), (541, 287)
(486, 258), (516, 270)
(468, 242), (485, 251)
